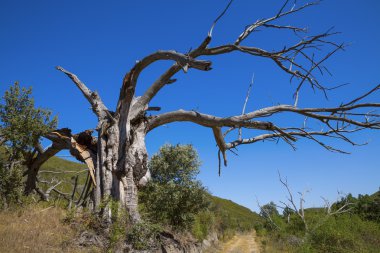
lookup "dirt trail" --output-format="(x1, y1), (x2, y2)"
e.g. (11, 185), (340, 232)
(214, 231), (260, 253)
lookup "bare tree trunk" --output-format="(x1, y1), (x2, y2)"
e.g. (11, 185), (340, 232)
(121, 122), (148, 223)
(24, 168), (39, 195)
(83, 101), (148, 223)
(24, 145), (62, 195)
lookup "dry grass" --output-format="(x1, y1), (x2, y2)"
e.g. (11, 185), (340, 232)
(0, 204), (98, 253)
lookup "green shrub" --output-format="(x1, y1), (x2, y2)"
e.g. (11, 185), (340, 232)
(139, 144), (210, 230)
(260, 209), (380, 253)
(109, 199), (134, 250)
(0, 161), (23, 209)
(126, 221), (162, 250)
(192, 211), (215, 241)
(309, 214), (380, 253)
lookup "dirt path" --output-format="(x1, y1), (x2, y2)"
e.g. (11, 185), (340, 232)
(214, 231), (260, 253)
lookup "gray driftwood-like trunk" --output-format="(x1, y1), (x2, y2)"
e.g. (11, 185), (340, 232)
(55, 68), (157, 223)
(54, 1), (380, 225)
(94, 110), (149, 223)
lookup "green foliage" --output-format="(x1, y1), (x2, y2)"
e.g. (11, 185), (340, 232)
(126, 221), (161, 250)
(209, 196), (262, 240)
(149, 144), (201, 185)
(192, 211), (215, 241)
(0, 82), (57, 158)
(307, 213), (380, 253)
(0, 83), (57, 205)
(259, 192), (380, 253)
(107, 200), (129, 251)
(335, 191), (380, 223)
(140, 144), (210, 230)
(0, 161), (23, 208)
(260, 201), (279, 220)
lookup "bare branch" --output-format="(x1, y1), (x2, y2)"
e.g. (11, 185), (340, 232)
(278, 172), (310, 231)
(342, 84), (380, 107)
(118, 50), (212, 116)
(256, 197), (281, 230)
(137, 49), (213, 110)
(212, 127), (227, 166)
(209, 0), (235, 37)
(149, 81), (380, 163)
(148, 109), (280, 131)
(135, 0), (237, 110)
(235, 1), (319, 45)
(35, 179), (63, 201)
(239, 73), (255, 140)
(56, 66), (110, 120)
(261, 23), (307, 32)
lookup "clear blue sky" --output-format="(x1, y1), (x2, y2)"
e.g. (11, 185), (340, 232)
(1, 0), (379, 212)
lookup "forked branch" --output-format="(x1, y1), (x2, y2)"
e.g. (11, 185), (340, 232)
(56, 67), (110, 120)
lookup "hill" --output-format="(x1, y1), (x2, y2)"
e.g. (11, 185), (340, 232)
(210, 195), (262, 230)
(39, 156), (88, 195)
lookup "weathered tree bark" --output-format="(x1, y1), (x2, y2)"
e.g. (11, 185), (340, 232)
(55, 68), (155, 223)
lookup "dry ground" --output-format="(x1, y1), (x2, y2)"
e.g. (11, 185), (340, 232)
(0, 205), (97, 253)
(209, 231), (260, 253)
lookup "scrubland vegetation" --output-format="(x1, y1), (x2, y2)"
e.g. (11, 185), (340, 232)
(257, 191), (380, 253)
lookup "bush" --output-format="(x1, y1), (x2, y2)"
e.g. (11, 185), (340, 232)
(139, 144), (210, 230)
(192, 211), (215, 241)
(126, 221), (161, 250)
(0, 161), (23, 209)
(309, 214), (380, 253)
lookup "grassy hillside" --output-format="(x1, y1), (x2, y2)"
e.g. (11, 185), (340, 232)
(210, 195), (262, 230)
(39, 156), (88, 196)
(42, 156), (86, 171)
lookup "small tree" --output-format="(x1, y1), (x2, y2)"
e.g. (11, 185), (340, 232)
(0, 82), (57, 197)
(139, 144), (210, 230)
(0, 83), (57, 158)
(260, 201), (280, 219)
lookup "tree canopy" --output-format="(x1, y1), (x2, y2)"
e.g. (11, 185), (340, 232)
(140, 144), (209, 229)
(0, 82), (57, 160)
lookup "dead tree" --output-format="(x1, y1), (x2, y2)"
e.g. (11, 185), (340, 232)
(278, 172), (353, 233)
(24, 128), (97, 197)
(258, 173), (353, 235)
(55, 1), (379, 224)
